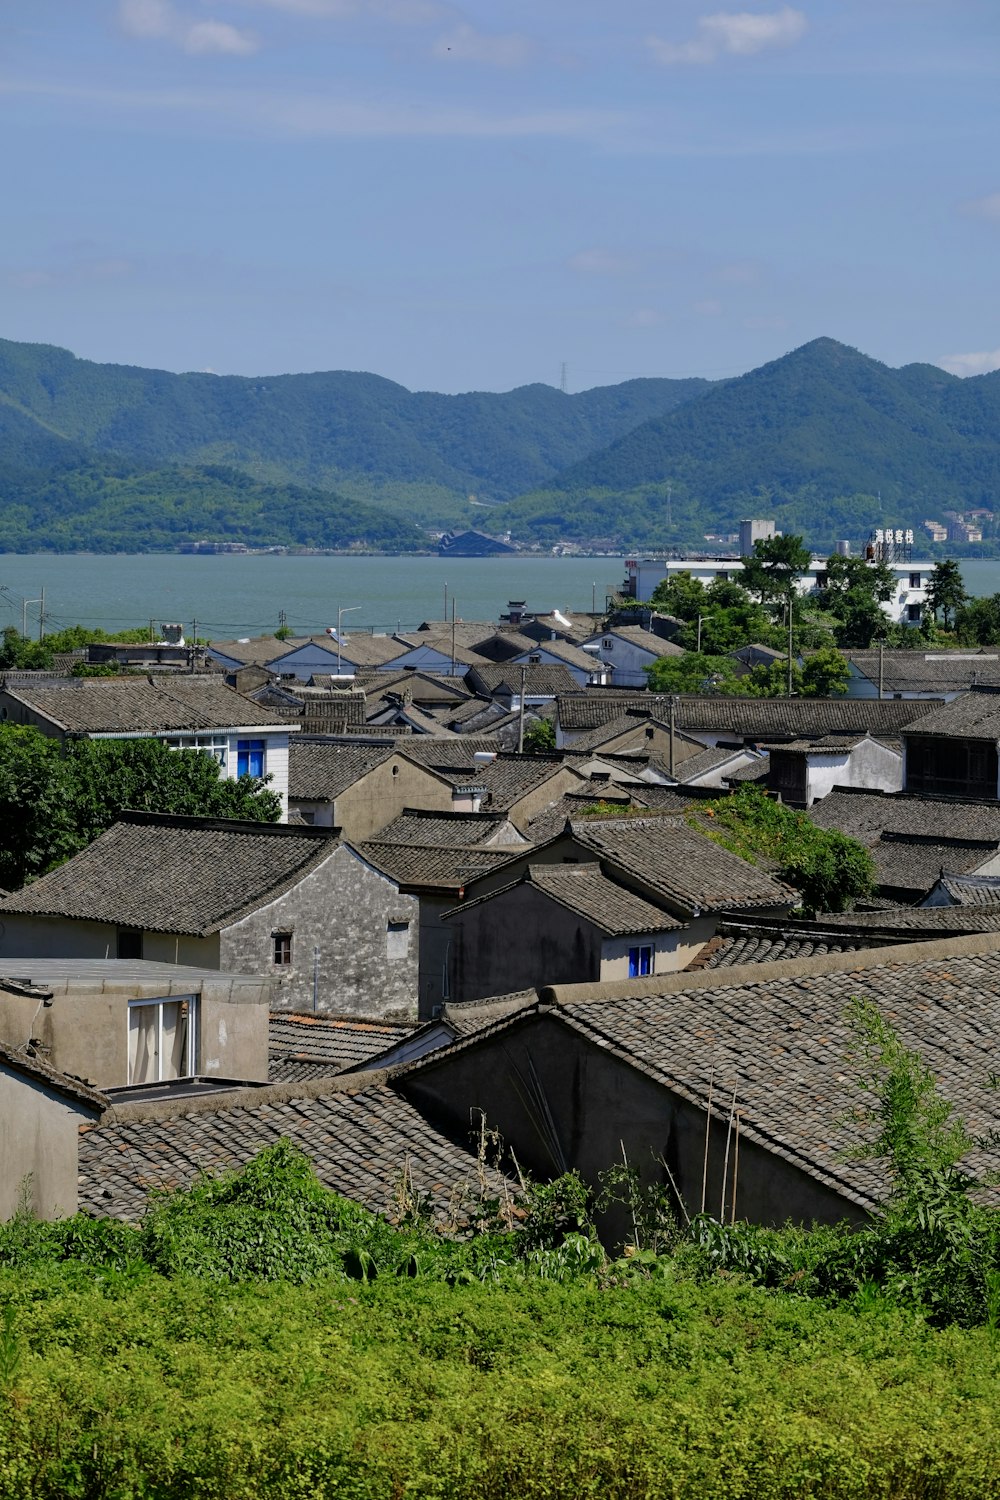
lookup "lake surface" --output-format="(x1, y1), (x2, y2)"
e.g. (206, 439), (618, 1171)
(2, 553), (999, 639)
(0, 554), (632, 638)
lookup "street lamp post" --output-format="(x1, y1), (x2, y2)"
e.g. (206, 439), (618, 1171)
(335, 605), (362, 673)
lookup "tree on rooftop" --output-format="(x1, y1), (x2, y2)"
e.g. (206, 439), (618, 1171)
(645, 651), (739, 695)
(800, 646), (851, 698)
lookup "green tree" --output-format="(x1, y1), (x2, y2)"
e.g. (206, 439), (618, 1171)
(647, 571), (706, 620)
(955, 593), (1000, 647)
(696, 785), (876, 913)
(801, 647), (850, 697)
(522, 718), (556, 754)
(740, 534), (812, 607)
(645, 652), (738, 694)
(926, 559), (967, 629)
(0, 728), (280, 890)
(820, 554), (895, 649)
(0, 727), (79, 889)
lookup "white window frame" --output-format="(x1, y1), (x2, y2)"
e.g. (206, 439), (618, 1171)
(127, 995), (197, 1085)
(169, 734), (229, 768)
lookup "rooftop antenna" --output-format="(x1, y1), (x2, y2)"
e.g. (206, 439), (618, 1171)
(559, 361), (568, 394)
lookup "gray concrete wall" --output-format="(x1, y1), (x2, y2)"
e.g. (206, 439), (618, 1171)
(0, 1069), (88, 1220)
(0, 974), (269, 1089)
(0, 915), (219, 967)
(223, 844), (420, 1018)
(446, 884), (603, 1002)
(332, 755), (457, 841)
(401, 1013), (863, 1236)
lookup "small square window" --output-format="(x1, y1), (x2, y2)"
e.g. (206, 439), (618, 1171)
(117, 929), (143, 960)
(237, 739), (266, 778)
(273, 932), (292, 966)
(909, 573), (921, 589)
(386, 920), (410, 961)
(628, 945), (652, 978)
(907, 604), (923, 622)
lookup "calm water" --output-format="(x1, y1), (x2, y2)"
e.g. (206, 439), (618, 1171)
(0, 554), (631, 638)
(2, 553), (998, 640)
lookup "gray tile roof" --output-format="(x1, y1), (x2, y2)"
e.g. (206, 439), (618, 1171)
(809, 788), (1000, 846)
(937, 873), (1000, 907)
(868, 832), (1000, 896)
(353, 841), (522, 892)
(207, 635), (288, 666)
(78, 1077), (517, 1221)
(900, 686), (1000, 741)
(397, 737), (511, 768)
(560, 695), (938, 739)
(375, 810), (527, 848)
(269, 1012), (415, 1079)
(849, 650), (1000, 695)
(568, 816), (792, 916)
(822, 905), (1000, 934)
(1, 815), (338, 935)
(598, 626), (685, 659)
(540, 936), (1000, 1208)
(0, 676), (289, 734)
(465, 663), (583, 698)
(512, 637), (604, 671)
(448, 862), (682, 937)
(686, 924), (882, 970)
(287, 741), (396, 801)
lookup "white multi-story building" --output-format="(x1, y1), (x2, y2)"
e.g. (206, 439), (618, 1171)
(622, 548), (932, 627)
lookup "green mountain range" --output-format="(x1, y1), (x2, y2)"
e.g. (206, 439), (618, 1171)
(0, 334), (998, 553)
(0, 337), (708, 550)
(495, 338), (1000, 551)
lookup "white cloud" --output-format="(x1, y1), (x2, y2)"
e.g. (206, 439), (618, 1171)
(118, 0), (258, 54)
(692, 298), (723, 316)
(647, 7), (806, 65)
(937, 348), (1000, 377)
(962, 193), (1000, 222)
(627, 308), (663, 328)
(432, 23), (534, 66)
(184, 20), (259, 53)
(567, 248), (634, 276)
(232, 0), (446, 20)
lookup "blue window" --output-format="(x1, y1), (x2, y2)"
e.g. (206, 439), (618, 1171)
(237, 738), (265, 778)
(628, 945), (652, 978)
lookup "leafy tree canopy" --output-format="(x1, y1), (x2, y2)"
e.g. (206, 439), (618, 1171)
(0, 727), (280, 890)
(740, 533), (813, 605)
(927, 559), (968, 628)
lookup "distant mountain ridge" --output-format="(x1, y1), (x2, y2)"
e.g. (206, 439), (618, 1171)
(0, 337), (711, 532)
(497, 338), (1000, 550)
(0, 335), (998, 554)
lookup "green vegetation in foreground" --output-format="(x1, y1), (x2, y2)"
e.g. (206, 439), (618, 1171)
(691, 786), (877, 912)
(2, 1001), (1000, 1496)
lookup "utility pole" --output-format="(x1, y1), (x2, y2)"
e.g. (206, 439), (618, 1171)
(668, 696), (676, 779)
(278, 608), (287, 635)
(787, 597), (794, 697)
(191, 617), (197, 671)
(443, 582), (448, 624)
(38, 587), (44, 642)
(336, 605), (361, 674)
(451, 599), (457, 677)
(560, 362), (568, 394)
(696, 614), (702, 654)
(878, 640), (885, 701)
(517, 663), (527, 753)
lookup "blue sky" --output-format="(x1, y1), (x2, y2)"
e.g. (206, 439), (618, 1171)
(2, 1), (998, 391)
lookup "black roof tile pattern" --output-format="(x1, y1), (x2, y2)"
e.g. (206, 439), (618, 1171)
(465, 663), (583, 698)
(557, 694), (936, 739)
(288, 741), (397, 800)
(849, 650), (1000, 695)
(375, 809), (527, 848)
(78, 1078), (517, 1221)
(511, 637), (603, 671)
(1, 815), (338, 935)
(568, 816), (791, 916)
(868, 832), (1000, 896)
(0, 675), (289, 734)
(901, 686), (1000, 741)
(447, 862), (682, 937)
(937, 874), (1000, 907)
(597, 626), (685, 658)
(526, 787), (693, 842)
(268, 1012), (415, 1079)
(545, 940), (1000, 1209)
(353, 841), (522, 892)
(687, 927), (877, 970)
(809, 788), (1000, 846)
